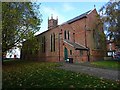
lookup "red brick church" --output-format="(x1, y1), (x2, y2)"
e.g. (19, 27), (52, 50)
(21, 9), (106, 63)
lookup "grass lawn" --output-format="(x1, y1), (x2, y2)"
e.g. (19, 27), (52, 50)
(3, 60), (119, 88)
(78, 60), (120, 70)
(90, 60), (120, 70)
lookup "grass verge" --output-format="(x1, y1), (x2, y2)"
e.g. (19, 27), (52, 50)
(90, 60), (120, 70)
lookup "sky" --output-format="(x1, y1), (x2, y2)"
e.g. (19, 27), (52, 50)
(6, 1), (110, 58)
(35, 1), (109, 35)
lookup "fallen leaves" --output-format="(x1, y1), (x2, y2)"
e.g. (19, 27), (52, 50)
(2, 61), (119, 88)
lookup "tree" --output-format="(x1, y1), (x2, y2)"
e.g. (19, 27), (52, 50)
(2, 2), (42, 57)
(92, 13), (107, 56)
(99, 0), (120, 48)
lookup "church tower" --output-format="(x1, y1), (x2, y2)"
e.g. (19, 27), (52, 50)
(48, 14), (58, 29)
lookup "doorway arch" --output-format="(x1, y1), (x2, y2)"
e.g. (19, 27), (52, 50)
(64, 47), (68, 61)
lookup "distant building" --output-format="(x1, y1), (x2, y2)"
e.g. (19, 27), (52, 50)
(21, 9), (106, 63)
(107, 39), (116, 56)
(107, 38), (120, 57)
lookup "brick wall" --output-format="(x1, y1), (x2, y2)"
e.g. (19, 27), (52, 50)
(21, 9), (106, 62)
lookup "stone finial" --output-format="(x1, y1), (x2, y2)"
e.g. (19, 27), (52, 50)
(51, 14), (53, 19)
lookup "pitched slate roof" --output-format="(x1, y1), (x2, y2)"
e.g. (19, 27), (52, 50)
(35, 9), (93, 37)
(64, 40), (88, 50)
(67, 10), (91, 24)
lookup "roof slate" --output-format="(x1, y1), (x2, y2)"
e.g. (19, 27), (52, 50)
(67, 10), (91, 24)
(35, 9), (92, 37)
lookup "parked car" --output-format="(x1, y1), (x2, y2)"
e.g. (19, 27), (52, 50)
(113, 52), (120, 60)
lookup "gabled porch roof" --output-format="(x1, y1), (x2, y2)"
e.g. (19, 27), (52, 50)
(64, 40), (88, 50)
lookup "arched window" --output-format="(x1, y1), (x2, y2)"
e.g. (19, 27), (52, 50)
(64, 30), (66, 39)
(53, 33), (55, 51)
(64, 30), (70, 40)
(68, 31), (69, 40)
(50, 34), (52, 52)
(50, 33), (55, 52)
(41, 36), (46, 53)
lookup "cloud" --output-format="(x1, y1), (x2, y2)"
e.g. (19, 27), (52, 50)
(42, 6), (65, 24)
(63, 3), (75, 11)
(36, 5), (67, 34)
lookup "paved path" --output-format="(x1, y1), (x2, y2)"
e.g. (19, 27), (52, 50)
(58, 63), (120, 81)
